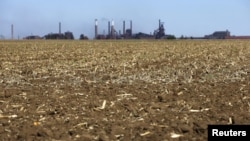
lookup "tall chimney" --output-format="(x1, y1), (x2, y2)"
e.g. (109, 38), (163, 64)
(59, 22), (61, 34)
(123, 21), (125, 36)
(11, 24), (14, 40)
(95, 19), (98, 39)
(111, 20), (115, 39)
(130, 20), (132, 36)
(108, 21), (111, 37)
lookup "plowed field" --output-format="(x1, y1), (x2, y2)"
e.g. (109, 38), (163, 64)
(0, 40), (250, 140)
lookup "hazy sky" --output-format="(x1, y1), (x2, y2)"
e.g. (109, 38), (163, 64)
(1, 0), (250, 39)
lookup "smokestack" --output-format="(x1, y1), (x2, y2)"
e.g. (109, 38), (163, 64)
(111, 20), (115, 39)
(108, 21), (111, 37)
(123, 21), (125, 36)
(95, 19), (98, 39)
(130, 20), (132, 36)
(59, 22), (61, 34)
(11, 24), (14, 40)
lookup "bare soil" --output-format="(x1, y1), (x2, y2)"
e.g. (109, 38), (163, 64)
(0, 40), (250, 141)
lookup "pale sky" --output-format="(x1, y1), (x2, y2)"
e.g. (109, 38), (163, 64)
(0, 0), (250, 39)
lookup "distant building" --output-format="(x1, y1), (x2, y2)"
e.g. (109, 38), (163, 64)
(44, 31), (74, 40)
(205, 30), (230, 39)
(79, 34), (88, 40)
(44, 33), (65, 39)
(154, 20), (165, 39)
(96, 34), (106, 39)
(64, 31), (74, 39)
(225, 36), (250, 39)
(23, 35), (43, 40)
(134, 32), (155, 39)
(123, 29), (132, 39)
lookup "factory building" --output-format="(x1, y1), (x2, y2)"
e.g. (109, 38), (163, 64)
(23, 35), (42, 40)
(44, 32), (74, 39)
(44, 22), (74, 39)
(154, 19), (165, 39)
(205, 30), (230, 39)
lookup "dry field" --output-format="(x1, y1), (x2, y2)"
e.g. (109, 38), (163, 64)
(0, 40), (250, 140)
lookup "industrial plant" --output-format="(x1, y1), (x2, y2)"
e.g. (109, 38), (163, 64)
(6, 19), (250, 40)
(94, 19), (133, 39)
(93, 19), (176, 40)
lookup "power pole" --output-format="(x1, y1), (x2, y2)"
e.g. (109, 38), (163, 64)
(11, 24), (14, 40)
(95, 19), (98, 39)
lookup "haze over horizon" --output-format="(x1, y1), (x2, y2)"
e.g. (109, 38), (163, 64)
(1, 0), (250, 39)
